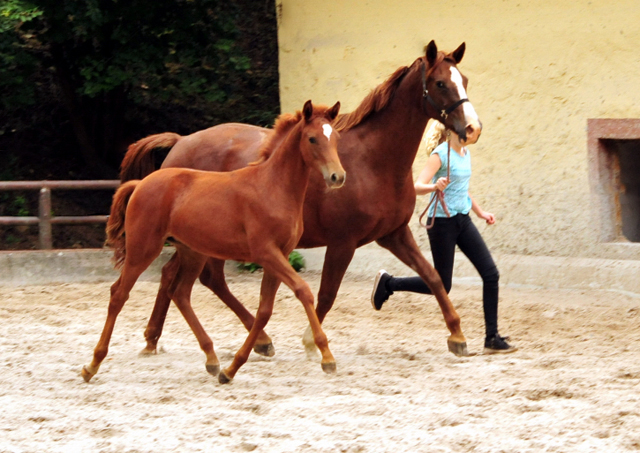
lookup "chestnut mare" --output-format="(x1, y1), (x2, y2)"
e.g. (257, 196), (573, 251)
(82, 101), (345, 384)
(120, 40), (481, 358)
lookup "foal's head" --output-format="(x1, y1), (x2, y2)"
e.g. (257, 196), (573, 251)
(422, 40), (482, 144)
(299, 100), (345, 189)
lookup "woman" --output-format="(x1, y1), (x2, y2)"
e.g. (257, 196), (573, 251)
(371, 121), (516, 354)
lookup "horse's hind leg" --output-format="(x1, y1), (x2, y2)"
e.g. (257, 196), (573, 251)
(376, 225), (468, 356)
(199, 258), (275, 357)
(169, 247), (220, 376)
(82, 260), (151, 382)
(141, 252), (180, 355)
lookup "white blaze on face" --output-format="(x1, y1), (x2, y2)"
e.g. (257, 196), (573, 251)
(449, 67), (480, 126)
(322, 124), (333, 141)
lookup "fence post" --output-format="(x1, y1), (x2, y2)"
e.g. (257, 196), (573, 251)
(39, 187), (52, 249)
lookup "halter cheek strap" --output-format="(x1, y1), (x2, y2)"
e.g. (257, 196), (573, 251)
(421, 60), (469, 120)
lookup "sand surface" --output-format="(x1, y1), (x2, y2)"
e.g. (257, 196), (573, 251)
(1, 271), (639, 452)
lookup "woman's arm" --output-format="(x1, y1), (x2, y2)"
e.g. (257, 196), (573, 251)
(414, 153), (448, 195)
(470, 195), (496, 225)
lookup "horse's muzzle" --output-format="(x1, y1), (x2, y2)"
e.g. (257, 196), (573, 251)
(325, 171), (346, 189)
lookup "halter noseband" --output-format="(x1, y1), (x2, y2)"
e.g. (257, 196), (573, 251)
(421, 60), (469, 120)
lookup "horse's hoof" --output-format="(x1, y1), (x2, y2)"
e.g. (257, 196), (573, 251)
(138, 347), (157, 357)
(218, 370), (233, 384)
(253, 342), (275, 357)
(206, 363), (220, 376)
(81, 365), (95, 383)
(321, 362), (337, 374)
(447, 339), (469, 357)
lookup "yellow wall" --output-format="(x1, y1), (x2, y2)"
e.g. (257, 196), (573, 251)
(276, 0), (640, 259)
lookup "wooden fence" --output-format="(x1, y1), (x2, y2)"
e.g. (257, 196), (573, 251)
(0, 180), (120, 249)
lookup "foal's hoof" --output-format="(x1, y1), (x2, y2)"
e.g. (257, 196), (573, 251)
(321, 362), (337, 374)
(218, 370), (233, 384)
(447, 339), (469, 357)
(253, 342), (276, 357)
(206, 363), (220, 376)
(81, 365), (95, 383)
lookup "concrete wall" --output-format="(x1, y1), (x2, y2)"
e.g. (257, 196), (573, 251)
(275, 0), (640, 260)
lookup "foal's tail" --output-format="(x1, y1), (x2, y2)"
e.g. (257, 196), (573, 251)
(105, 180), (139, 269)
(119, 133), (181, 182)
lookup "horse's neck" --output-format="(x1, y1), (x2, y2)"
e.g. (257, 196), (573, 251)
(263, 124), (310, 203)
(354, 68), (429, 176)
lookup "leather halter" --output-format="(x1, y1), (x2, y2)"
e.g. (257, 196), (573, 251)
(421, 59), (469, 120)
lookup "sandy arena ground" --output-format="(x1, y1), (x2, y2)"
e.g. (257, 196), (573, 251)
(1, 270), (640, 452)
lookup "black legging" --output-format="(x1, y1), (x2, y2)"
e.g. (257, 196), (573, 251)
(387, 213), (500, 337)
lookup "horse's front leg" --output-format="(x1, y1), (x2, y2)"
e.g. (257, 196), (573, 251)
(199, 258), (275, 357)
(268, 252), (336, 373)
(302, 244), (355, 359)
(376, 225), (468, 356)
(218, 270), (280, 384)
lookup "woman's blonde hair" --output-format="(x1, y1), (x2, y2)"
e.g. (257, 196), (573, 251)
(423, 120), (447, 155)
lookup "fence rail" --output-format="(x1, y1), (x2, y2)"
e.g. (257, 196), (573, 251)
(0, 180), (120, 249)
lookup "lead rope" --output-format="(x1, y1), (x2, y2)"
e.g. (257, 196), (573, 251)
(419, 131), (452, 229)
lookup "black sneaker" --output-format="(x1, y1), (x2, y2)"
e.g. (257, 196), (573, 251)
(483, 333), (517, 354)
(371, 270), (393, 310)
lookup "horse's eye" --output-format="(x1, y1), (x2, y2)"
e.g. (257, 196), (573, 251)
(309, 137), (317, 144)
(436, 81), (446, 89)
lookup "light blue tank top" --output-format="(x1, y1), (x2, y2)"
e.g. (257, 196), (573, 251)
(427, 142), (472, 217)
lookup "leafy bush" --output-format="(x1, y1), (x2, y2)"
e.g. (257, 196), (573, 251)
(237, 251), (306, 273)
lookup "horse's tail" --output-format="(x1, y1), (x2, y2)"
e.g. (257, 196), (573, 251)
(105, 180), (139, 269)
(119, 133), (181, 182)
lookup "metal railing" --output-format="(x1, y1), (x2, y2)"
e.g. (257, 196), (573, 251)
(0, 180), (120, 249)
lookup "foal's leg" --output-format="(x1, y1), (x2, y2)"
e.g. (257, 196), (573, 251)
(199, 258), (275, 357)
(141, 252), (180, 355)
(167, 247), (220, 376)
(218, 270), (280, 384)
(219, 251), (336, 384)
(82, 259), (156, 382)
(302, 244), (355, 359)
(376, 225), (468, 356)
(141, 255), (275, 357)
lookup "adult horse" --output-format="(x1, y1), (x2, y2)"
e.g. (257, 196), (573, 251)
(120, 40), (481, 358)
(82, 101), (345, 384)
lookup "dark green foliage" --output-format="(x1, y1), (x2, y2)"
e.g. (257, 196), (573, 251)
(0, 0), (280, 178)
(237, 251), (307, 273)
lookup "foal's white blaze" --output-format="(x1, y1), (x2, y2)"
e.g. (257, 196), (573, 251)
(449, 67), (480, 126)
(322, 124), (333, 140)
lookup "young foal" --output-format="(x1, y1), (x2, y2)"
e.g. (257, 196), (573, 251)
(82, 101), (344, 384)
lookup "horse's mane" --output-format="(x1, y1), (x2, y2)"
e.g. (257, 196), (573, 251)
(251, 104), (332, 164)
(333, 52), (449, 133)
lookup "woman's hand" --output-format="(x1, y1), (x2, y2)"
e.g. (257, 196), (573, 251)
(434, 177), (449, 192)
(478, 210), (496, 225)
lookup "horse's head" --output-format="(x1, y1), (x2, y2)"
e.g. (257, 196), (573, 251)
(422, 40), (482, 144)
(300, 100), (346, 189)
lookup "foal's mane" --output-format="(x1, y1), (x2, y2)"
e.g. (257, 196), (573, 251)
(333, 52), (449, 133)
(251, 104), (332, 164)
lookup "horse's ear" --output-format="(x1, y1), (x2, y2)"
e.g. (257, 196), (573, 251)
(425, 40), (438, 66)
(452, 42), (466, 64)
(326, 101), (340, 121)
(303, 100), (313, 122)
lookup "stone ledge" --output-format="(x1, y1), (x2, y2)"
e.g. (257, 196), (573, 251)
(1, 246), (640, 296)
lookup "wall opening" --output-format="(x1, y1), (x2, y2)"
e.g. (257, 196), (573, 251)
(601, 139), (640, 242)
(588, 119), (640, 243)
